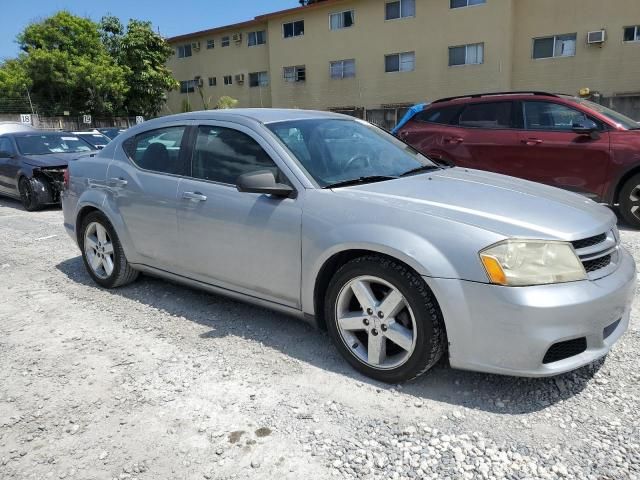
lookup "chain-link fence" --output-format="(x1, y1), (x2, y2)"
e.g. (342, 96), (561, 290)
(0, 93), (138, 130)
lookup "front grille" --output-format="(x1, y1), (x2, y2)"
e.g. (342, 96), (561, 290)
(603, 319), (621, 340)
(543, 337), (587, 364)
(583, 255), (612, 273)
(571, 233), (607, 250)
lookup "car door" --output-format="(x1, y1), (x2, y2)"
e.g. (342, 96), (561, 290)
(437, 101), (521, 173)
(513, 100), (611, 199)
(107, 124), (191, 271)
(177, 123), (303, 308)
(0, 136), (18, 195)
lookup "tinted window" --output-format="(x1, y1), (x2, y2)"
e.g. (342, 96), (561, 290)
(0, 137), (14, 155)
(459, 102), (513, 128)
(124, 126), (187, 175)
(191, 126), (279, 185)
(414, 106), (461, 125)
(523, 102), (591, 131)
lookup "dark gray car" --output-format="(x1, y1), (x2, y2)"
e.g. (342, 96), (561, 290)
(0, 131), (96, 210)
(62, 109), (636, 383)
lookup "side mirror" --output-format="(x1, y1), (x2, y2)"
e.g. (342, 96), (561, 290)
(236, 170), (295, 198)
(572, 119), (599, 135)
(0, 150), (14, 159)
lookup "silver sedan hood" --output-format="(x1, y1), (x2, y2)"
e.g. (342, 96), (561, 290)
(340, 168), (616, 240)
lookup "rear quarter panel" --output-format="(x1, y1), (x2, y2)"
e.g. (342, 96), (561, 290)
(62, 151), (113, 246)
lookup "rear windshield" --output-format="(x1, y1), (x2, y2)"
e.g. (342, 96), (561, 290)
(16, 134), (95, 155)
(575, 99), (639, 130)
(78, 134), (109, 148)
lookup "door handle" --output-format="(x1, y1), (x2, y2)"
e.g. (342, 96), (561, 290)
(182, 191), (207, 202)
(107, 177), (128, 187)
(444, 137), (464, 144)
(521, 138), (543, 146)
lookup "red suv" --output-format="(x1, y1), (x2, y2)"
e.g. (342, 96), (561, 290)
(396, 92), (640, 227)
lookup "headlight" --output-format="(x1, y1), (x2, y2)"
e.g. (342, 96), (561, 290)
(480, 240), (586, 286)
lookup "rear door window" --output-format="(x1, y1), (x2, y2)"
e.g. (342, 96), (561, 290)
(191, 125), (280, 185)
(458, 102), (514, 129)
(0, 137), (14, 155)
(123, 126), (188, 175)
(414, 106), (461, 125)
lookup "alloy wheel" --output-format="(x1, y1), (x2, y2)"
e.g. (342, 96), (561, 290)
(628, 185), (640, 221)
(335, 275), (417, 370)
(84, 222), (115, 279)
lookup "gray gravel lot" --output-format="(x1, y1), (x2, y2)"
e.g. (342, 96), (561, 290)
(0, 197), (639, 480)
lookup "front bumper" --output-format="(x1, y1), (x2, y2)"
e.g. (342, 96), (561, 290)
(427, 246), (636, 377)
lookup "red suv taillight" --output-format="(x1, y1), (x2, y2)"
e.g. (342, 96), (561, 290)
(63, 168), (70, 190)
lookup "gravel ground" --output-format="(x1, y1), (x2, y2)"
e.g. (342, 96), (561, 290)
(0, 197), (639, 480)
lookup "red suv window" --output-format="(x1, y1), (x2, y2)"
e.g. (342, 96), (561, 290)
(458, 102), (514, 129)
(522, 101), (603, 131)
(415, 105), (462, 125)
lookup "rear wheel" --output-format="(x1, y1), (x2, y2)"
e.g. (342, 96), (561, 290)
(618, 174), (640, 229)
(325, 255), (446, 383)
(80, 211), (139, 288)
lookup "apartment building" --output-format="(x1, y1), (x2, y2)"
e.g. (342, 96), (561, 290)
(165, 0), (640, 124)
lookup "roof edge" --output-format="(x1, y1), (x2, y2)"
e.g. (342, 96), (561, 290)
(167, 0), (342, 43)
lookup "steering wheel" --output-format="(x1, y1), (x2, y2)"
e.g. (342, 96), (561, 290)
(344, 154), (371, 172)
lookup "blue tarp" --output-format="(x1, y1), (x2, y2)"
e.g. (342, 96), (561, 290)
(391, 102), (429, 135)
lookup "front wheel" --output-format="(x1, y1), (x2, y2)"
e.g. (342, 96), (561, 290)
(80, 211), (139, 288)
(325, 256), (446, 383)
(19, 177), (44, 211)
(618, 174), (640, 229)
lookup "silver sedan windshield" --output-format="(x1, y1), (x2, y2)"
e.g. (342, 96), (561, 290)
(267, 118), (436, 187)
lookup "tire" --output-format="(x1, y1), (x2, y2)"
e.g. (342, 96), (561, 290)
(619, 174), (640, 229)
(80, 211), (139, 288)
(324, 255), (446, 383)
(18, 177), (44, 211)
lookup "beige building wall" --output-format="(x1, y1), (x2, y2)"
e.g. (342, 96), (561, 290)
(165, 0), (640, 114)
(165, 21), (271, 114)
(511, 0), (640, 96)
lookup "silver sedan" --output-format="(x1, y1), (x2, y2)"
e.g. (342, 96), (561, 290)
(62, 109), (636, 383)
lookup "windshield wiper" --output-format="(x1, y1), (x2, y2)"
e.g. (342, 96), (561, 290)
(399, 165), (442, 177)
(323, 175), (398, 189)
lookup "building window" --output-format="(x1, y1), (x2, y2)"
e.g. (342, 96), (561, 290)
(533, 34), (576, 59)
(248, 30), (267, 46)
(221, 36), (230, 47)
(450, 0), (486, 8)
(624, 26), (640, 42)
(179, 80), (196, 93)
(385, 0), (415, 20)
(330, 10), (354, 30)
(224, 75), (233, 86)
(249, 71), (269, 87)
(283, 20), (305, 38)
(206, 39), (214, 49)
(177, 44), (192, 58)
(385, 52), (415, 73)
(449, 43), (484, 66)
(330, 59), (356, 79)
(208, 77), (217, 87)
(284, 66), (306, 82)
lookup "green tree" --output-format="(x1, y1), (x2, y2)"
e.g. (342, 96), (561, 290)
(0, 11), (128, 116)
(100, 16), (179, 117)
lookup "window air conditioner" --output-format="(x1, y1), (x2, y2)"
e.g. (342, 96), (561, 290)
(587, 30), (606, 44)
